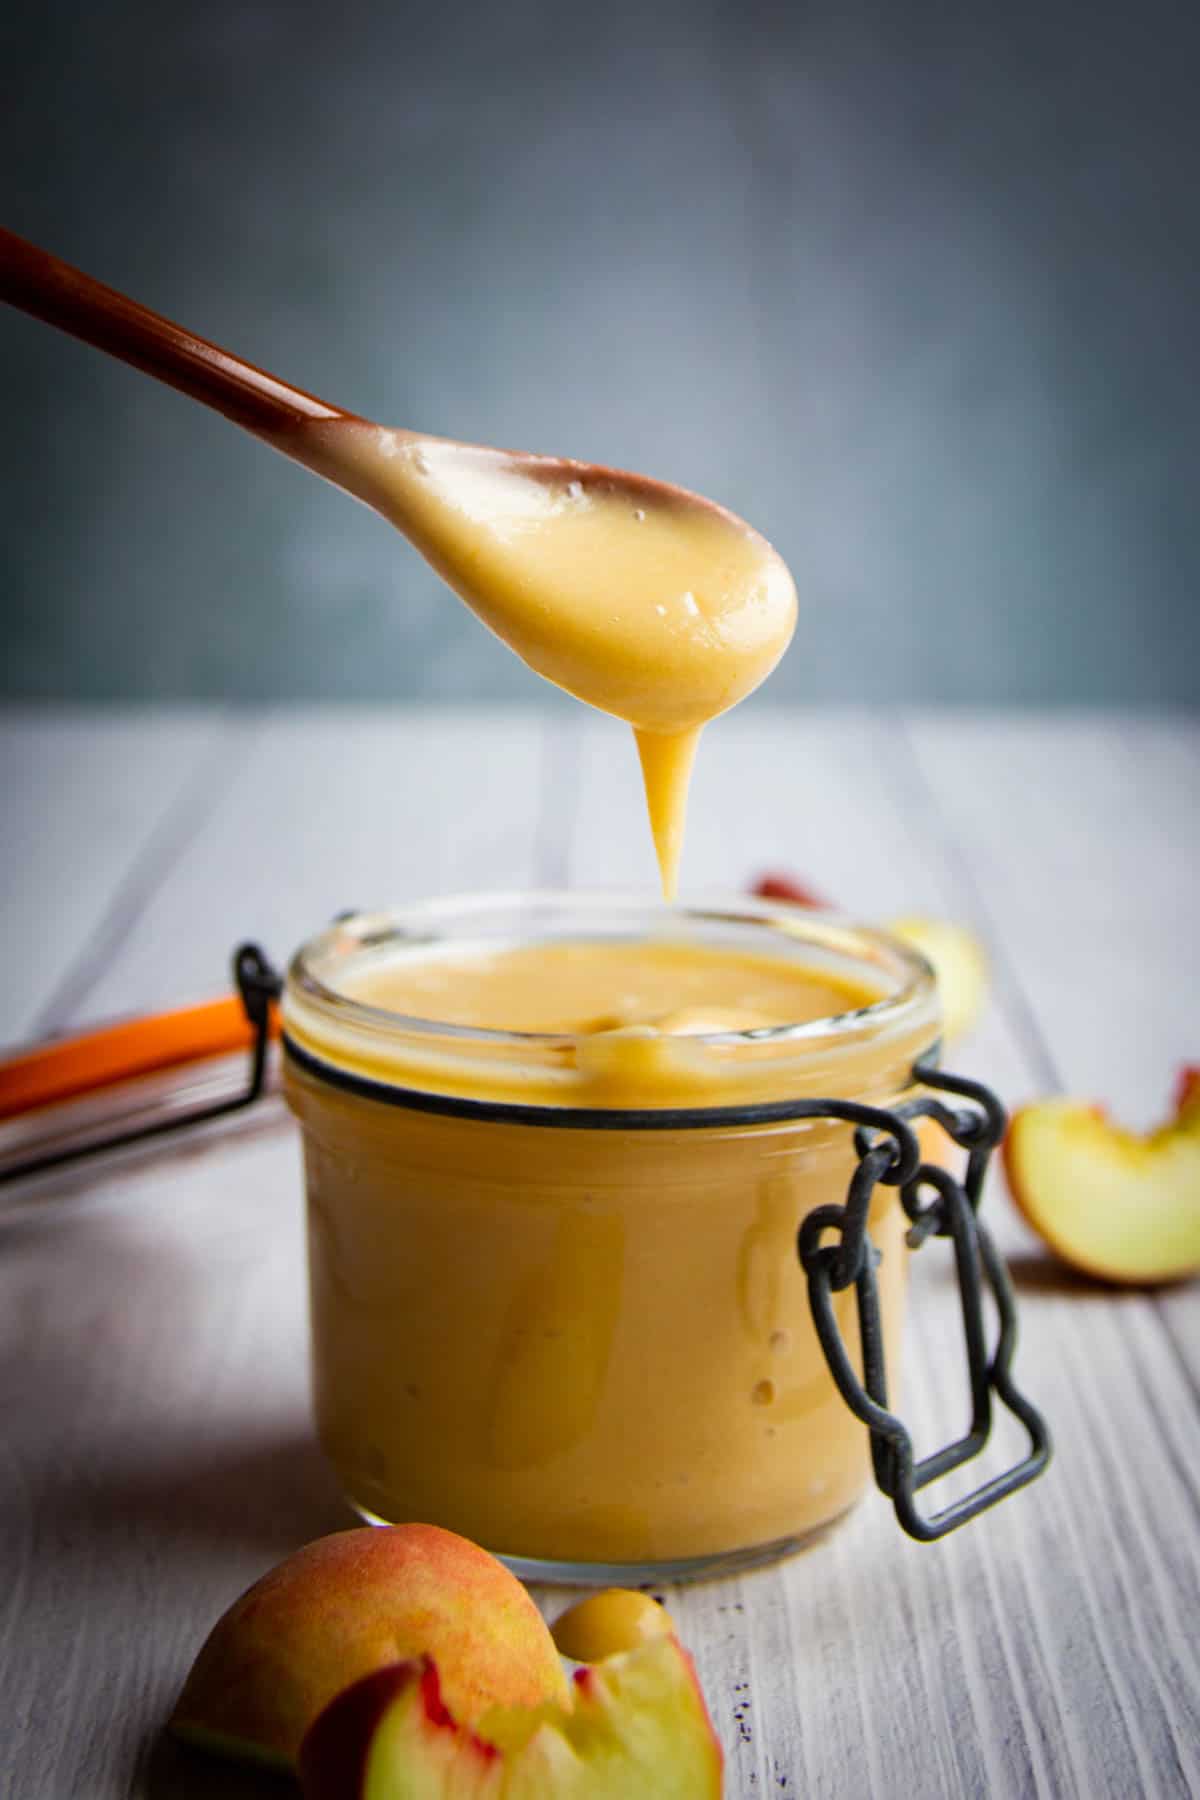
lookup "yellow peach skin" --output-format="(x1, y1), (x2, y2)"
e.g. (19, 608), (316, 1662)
(551, 1591), (676, 1663)
(169, 1524), (568, 1771)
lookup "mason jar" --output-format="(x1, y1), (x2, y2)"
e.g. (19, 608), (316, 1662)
(282, 892), (1037, 1583)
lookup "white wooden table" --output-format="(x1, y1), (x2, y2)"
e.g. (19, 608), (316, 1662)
(2, 705), (1197, 1799)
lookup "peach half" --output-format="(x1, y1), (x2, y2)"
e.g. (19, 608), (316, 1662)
(298, 1637), (723, 1799)
(1004, 1067), (1200, 1285)
(169, 1524), (568, 1771)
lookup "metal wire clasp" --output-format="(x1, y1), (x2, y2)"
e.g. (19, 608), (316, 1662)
(798, 1063), (1051, 1540)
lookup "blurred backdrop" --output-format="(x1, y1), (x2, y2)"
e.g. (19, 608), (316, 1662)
(2, 0), (1198, 706)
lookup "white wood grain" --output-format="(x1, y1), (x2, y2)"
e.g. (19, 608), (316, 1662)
(71, 705), (553, 1027)
(1, 708), (1196, 1800)
(0, 707), (229, 1042)
(905, 711), (1200, 1123)
(0, 1132), (325, 1799)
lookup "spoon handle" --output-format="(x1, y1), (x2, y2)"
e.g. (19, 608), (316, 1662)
(0, 225), (349, 433)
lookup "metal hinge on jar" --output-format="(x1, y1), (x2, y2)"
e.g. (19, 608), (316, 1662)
(798, 1065), (1051, 1540)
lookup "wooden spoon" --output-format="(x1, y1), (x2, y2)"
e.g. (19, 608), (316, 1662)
(0, 227), (796, 893)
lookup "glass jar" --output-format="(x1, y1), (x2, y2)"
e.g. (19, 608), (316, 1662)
(282, 892), (1031, 1583)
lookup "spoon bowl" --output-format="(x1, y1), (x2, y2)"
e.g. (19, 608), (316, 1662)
(285, 421), (796, 735)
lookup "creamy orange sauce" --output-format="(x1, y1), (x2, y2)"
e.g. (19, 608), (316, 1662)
(278, 424), (797, 894)
(337, 939), (870, 1036)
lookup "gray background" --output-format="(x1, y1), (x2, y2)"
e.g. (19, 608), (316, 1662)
(2, 0), (1198, 706)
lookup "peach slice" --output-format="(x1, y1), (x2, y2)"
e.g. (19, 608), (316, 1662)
(751, 871), (828, 908)
(298, 1637), (723, 1799)
(551, 1590), (676, 1663)
(1175, 1065), (1200, 1117)
(748, 873), (988, 1043)
(169, 1524), (568, 1771)
(887, 917), (988, 1043)
(1004, 1068), (1200, 1285)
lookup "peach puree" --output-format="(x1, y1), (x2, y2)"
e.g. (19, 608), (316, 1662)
(284, 927), (937, 1567)
(276, 423), (797, 896)
(338, 938), (870, 1037)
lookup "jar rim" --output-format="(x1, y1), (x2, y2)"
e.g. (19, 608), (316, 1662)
(285, 889), (938, 1051)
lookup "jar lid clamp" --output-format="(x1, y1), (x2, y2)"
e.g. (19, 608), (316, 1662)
(799, 1063), (1051, 1540)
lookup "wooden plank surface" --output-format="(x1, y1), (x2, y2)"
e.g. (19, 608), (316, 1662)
(0, 707), (230, 1043)
(907, 710), (1200, 1388)
(1, 707), (1196, 1800)
(69, 706), (553, 1026)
